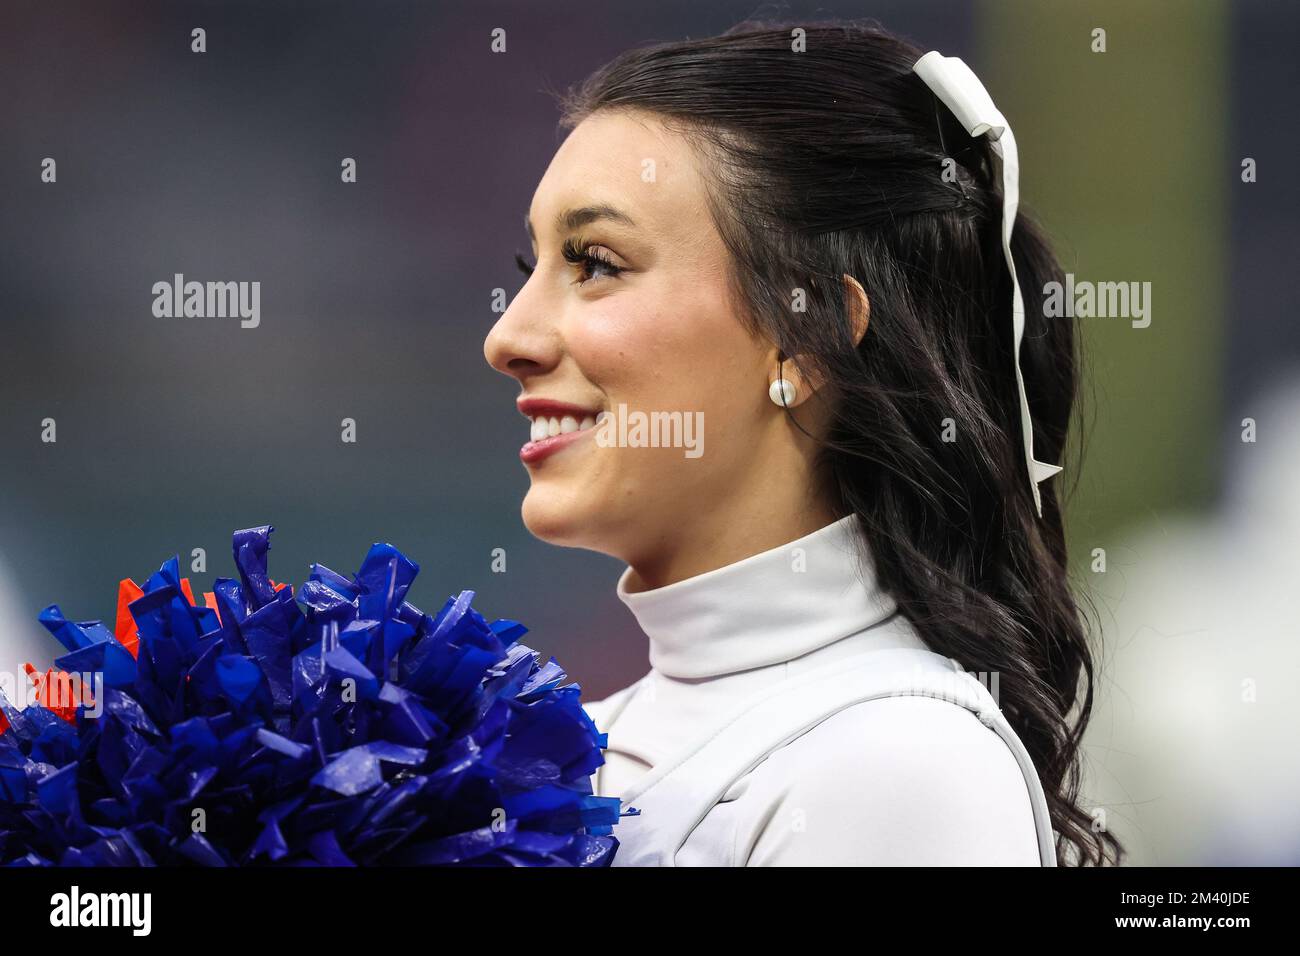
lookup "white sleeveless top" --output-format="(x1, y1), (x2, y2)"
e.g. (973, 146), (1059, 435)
(583, 514), (1056, 866)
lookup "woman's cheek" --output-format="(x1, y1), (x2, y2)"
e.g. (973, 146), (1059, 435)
(567, 297), (679, 388)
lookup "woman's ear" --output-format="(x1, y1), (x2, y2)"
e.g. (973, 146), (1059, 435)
(842, 274), (871, 347)
(767, 276), (870, 406)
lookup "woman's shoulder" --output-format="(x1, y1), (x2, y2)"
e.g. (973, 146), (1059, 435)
(736, 693), (1044, 865)
(780, 692), (1032, 790)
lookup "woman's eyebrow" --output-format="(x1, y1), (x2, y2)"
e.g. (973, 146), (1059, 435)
(524, 204), (638, 245)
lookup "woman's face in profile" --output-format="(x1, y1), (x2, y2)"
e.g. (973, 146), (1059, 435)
(484, 109), (778, 567)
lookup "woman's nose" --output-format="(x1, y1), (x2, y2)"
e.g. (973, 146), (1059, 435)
(484, 282), (557, 380)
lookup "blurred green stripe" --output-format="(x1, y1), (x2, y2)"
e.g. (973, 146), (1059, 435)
(978, 0), (1228, 547)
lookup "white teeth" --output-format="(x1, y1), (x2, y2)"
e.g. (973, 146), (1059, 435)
(527, 412), (601, 442)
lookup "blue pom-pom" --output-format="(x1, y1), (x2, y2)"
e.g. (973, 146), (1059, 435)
(0, 526), (621, 866)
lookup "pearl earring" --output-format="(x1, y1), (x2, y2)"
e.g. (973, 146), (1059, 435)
(768, 378), (797, 407)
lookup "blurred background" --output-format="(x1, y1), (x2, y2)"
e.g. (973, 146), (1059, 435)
(0, 0), (1295, 864)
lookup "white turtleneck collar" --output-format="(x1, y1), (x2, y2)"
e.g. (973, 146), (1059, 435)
(615, 513), (899, 680)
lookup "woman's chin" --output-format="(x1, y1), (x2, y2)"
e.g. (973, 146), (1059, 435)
(520, 489), (597, 548)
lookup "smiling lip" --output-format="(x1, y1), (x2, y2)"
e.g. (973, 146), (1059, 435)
(516, 396), (603, 466)
(520, 428), (592, 464)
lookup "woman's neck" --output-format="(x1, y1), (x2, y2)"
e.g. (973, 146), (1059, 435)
(621, 494), (845, 593)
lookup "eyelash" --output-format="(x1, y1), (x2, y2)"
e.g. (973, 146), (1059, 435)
(514, 238), (625, 285)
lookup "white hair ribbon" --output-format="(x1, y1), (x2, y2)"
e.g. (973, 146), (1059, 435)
(912, 51), (1062, 518)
